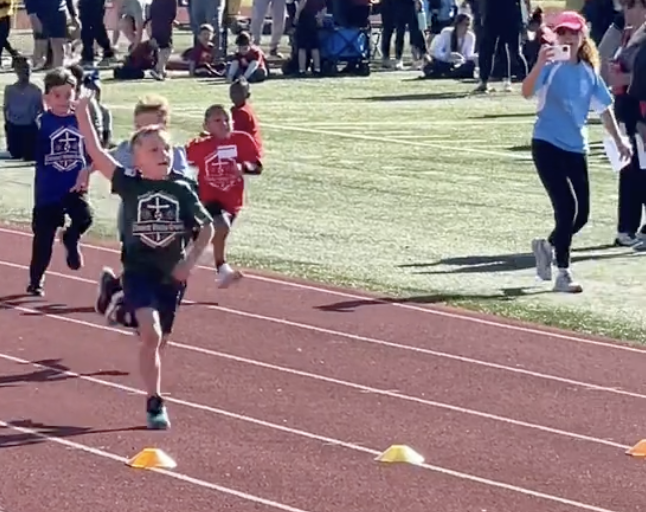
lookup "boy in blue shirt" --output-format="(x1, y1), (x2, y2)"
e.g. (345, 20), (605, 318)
(28, 67), (93, 297)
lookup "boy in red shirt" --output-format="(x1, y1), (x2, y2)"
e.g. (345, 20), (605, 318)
(230, 78), (263, 156)
(226, 31), (268, 83)
(188, 23), (221, 77)
(186, 105), (263, 288)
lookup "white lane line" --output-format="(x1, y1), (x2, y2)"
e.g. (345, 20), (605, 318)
(0, 287), (628, 450)
(1, 227), (638, 357)
(0, 354), (623, 512)
(1, 258), (644, 403)
(0, 419), (313, 512)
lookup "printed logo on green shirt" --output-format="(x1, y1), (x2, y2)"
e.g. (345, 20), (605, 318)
(132, 191), (186, 248)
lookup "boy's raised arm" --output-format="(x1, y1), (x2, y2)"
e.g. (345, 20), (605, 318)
(75, 92), (118, 180)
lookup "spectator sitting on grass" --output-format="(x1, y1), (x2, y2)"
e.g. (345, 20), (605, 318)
(3, 57), (42, 161)
(226, 31), (268, 83)
(113, 38), (158, 80)
(187, 23), (222, 77)
(423, 12), (476, 78)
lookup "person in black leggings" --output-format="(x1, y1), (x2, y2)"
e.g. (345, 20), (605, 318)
(380, 0), (427, 68)
(522, 11), (630, 293)
(475, 0), (528, 92)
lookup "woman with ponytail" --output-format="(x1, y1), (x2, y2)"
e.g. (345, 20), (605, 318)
(521, 11), (632, 293)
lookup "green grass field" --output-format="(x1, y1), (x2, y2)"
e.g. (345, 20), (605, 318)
(4, 15), (646, 345)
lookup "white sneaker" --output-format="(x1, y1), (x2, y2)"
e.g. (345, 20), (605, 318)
(394, 59), (405, 70)
(553, 269), (583, 293)
(502, 79), (513, 92)
(217, 263), (243, 289)
(531, 238), (553, 281)
(615, 232), (639, 247)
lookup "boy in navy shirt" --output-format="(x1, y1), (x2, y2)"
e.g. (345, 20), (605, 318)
(28, 67), (93, 297)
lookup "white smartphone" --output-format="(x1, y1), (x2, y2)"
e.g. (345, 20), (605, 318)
(552, 44), (571, 61)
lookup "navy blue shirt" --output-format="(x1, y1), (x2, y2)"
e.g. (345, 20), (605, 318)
(34, 112), (89, 207)
(25, 0), (75, 16)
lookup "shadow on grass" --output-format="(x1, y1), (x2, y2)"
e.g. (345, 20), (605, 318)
(398, 247), (631, 275)
(508, 144), (531, 152)
(355, 91), (469, 102)
(0, 358), (129, 389)
(476, 112), (535, 119)
(0, 419), (147, 448)
(315, 286), (552, 312)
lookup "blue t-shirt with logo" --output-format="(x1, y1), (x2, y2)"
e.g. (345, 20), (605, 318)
(532, 61), (613, 154)
(34, 111), (89, 207)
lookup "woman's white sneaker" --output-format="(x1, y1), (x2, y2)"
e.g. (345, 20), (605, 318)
(553, 269), (583, 293)
(531, 238), (553, 281)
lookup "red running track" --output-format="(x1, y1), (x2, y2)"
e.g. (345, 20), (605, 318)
(0, 227), (645, 512)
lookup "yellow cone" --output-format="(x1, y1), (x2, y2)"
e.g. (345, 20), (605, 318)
(375, 445), (424, 465)
(626, 440), (646, 458)
(126, 448), (177, 469)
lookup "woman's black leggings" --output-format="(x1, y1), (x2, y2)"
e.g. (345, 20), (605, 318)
(0, 15), (16, 61)
(380, 0), (426, 59)
(531, 139), (590, 269)
(478, 20), (527, 82)
(616, 136), (646, 234)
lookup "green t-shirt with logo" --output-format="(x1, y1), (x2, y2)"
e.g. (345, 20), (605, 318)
(111, 166), (212, 280)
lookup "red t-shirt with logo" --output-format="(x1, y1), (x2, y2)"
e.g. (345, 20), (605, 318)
(189, 42), (214, 66)
(231, 103), (263, 157)
(185, 131), (261, 215)
(234, 45), (267, 72)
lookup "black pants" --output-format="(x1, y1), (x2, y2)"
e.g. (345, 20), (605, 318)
(617, 137), (646, 234)
(29, 193), (93, 286)
(79, 0), (114, 62)
(532, 139), (590, 269)
(479, 20), (527, 82)
(0, 15), (16, 61)
(381, 0), (426, 59)
(5, 122), (38, 161)
(423, 59), (476, 79)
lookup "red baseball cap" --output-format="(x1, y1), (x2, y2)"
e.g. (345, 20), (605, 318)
(552, 11), (588, 32)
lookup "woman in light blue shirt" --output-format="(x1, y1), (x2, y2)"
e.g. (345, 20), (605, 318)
(521, 11), (632, 293)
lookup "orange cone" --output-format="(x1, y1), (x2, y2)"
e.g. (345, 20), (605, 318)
(626, 440), (646, 457)
(126, 448), (177, 469)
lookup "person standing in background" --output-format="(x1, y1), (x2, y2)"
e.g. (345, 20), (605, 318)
(250, 0), (286, 58)
(25, 0), (80, 68)
(474, 0), (528, 92)
(0, 0), (19, 66)
(78, 0), (117, 67)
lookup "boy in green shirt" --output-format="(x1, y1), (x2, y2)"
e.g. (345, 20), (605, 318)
(74, 91), (214, 430)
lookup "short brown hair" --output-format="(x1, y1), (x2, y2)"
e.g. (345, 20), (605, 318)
(235, 31), (251, 46)
(204, 104), (230, 121)
(133, 94), (170, 122)
(44, 67), (76, 93)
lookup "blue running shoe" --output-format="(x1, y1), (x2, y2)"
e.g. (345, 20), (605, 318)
(146, 395), (171, 430)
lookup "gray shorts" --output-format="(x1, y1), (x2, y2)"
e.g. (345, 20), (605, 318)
(119, 0), (147, 25)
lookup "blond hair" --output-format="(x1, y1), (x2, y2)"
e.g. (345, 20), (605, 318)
(130, 124), (171, 147)
(133, 94), (170, 123)
(578, 35), (601, 72)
